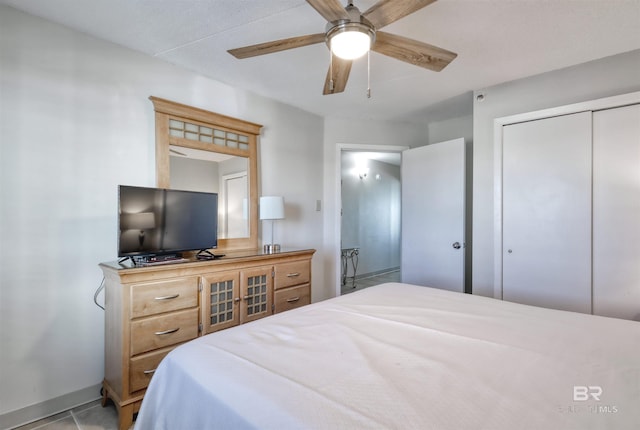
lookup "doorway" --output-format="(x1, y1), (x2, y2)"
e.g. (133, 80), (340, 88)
(339, 147), (405, 295)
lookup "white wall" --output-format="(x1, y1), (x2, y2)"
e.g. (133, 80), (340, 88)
(0, 5), (324, 422)
(170, 157), (220, 193)
(472, 49), (640, 297)
(428, 115), (473, 147)
(242, 96), (324, 265)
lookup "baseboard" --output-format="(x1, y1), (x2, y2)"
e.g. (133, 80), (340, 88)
(355, 267), (400, 280)
(0, 383), (102, 430)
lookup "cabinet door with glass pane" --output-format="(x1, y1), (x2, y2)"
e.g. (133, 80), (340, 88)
(201, 271), (240, 334)
(240, 266), (273, 324)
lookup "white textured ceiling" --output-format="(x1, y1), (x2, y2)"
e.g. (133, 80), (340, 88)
(3, 0), (640, 123)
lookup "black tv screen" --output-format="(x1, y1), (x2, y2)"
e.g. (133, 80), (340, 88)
(118, 185), (218, 257)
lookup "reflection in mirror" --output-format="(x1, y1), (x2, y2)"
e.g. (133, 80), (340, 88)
(169, 146), (249, 239)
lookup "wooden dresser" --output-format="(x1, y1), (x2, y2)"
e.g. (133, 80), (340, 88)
(99, 248), (315, 430)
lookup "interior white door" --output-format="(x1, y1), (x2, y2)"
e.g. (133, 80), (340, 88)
(502, 111), (592, 313)
(593, 104), (640, 320)
(401, 138), (465, 292)
(221, 172), (248, 238)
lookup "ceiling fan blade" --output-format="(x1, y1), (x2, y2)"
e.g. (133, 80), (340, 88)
(323, 55), (352, 95)
(306, 0), (350, 23)
(228, 33), (325, 59)
(363, 0), (437, 29)
(372, 31), (456, 72)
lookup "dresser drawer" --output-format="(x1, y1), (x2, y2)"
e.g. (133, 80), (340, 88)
(130, 277), (199, 318)
(274, 284), (310, 313)
(129, 347), (172, 393)
(130, 308), (198, 355)
(274, 260), (310, 290)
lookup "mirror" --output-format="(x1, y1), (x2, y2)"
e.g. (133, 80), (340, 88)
(150, 96), (262, 252)
(169, 146), (249, 239)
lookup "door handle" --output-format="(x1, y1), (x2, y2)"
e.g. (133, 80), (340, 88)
(452, 242), (461, 250)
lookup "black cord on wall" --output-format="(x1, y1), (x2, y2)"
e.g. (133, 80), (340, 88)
(94, 277), (105, 310)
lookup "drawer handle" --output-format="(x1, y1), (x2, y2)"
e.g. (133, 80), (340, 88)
(286, 272), (301, 278)
(286, 296), (300, 303)
(155, 294), (180, 301)
(155, 327), (179, 336)
(143, 369), (156, 375)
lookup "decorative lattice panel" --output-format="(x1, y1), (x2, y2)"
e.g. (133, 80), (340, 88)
(246, 274), (268, 316)
(169, 119), (250, 150)
(209, 280), (235, 325)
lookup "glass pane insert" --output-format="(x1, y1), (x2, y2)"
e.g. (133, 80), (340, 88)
(209, 280), (234, 325)
(169, 118), (250, 152)
(246, 274), (268, 316)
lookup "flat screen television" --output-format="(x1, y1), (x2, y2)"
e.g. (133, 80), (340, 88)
(118, 185), (218, 259)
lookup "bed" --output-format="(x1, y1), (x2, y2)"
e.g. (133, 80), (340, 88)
(134, 283), (640, 429)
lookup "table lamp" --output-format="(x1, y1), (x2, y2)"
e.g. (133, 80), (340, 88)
(260, 196), (285, 253)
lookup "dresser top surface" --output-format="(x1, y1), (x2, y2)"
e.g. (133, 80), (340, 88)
(100, 248), (315, 274)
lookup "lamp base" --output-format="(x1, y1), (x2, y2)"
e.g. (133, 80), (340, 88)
(263, 244), (281, 254)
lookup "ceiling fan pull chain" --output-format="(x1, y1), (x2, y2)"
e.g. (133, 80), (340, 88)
(367, 50), (371, 99)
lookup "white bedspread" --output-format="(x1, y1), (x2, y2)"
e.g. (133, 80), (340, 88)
(135, 283), (640, 429)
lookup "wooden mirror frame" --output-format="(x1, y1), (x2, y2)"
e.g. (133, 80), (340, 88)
(150, 96), (262, 252)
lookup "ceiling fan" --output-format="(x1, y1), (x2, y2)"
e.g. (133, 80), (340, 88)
(228, 0), (457, 96)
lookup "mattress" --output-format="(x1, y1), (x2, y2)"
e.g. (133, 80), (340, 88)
(134, 283), (640, 429)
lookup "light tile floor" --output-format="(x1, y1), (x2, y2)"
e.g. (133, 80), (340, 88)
(17, 271), (400, 430)
(13, 400), (123, 430)
(340, 269), (401, 295)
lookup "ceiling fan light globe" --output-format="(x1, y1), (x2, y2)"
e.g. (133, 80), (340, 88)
(330, 31), (371, 60)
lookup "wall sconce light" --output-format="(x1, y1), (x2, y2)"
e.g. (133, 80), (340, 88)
(353, 158), (369, 179)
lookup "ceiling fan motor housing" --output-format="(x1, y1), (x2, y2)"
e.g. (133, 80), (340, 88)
(325, 4), (376, 50)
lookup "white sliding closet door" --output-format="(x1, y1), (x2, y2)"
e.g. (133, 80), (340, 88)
(502, 112), (592, 313)
(593, 104), (640, 320)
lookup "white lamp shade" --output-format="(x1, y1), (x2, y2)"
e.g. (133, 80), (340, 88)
(259, 196), (285, 220)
